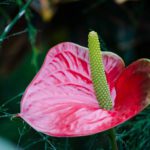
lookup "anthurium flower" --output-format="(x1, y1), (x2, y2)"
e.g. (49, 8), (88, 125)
(19, 40), (150, 137)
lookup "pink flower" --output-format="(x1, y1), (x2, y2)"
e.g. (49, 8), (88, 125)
(19, 42), (150, 137)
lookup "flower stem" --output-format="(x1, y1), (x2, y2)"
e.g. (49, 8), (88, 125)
(108, 128), (118, 150)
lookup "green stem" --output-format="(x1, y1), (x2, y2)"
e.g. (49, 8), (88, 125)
(108, 128), (118, 150)
(0, 0), (33, 44)
(65, 138), (69, 150)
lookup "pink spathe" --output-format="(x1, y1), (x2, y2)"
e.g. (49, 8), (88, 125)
(19, 42), (150, 137)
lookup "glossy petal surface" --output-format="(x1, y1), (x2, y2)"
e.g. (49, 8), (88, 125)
(115, 59), (150, 113)
(19, 42), (150, 137)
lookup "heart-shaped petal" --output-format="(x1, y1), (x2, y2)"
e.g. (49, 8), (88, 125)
(19, 42), (135, 137)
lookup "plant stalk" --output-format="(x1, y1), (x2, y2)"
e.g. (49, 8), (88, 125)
(108, 128), (118, 150)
